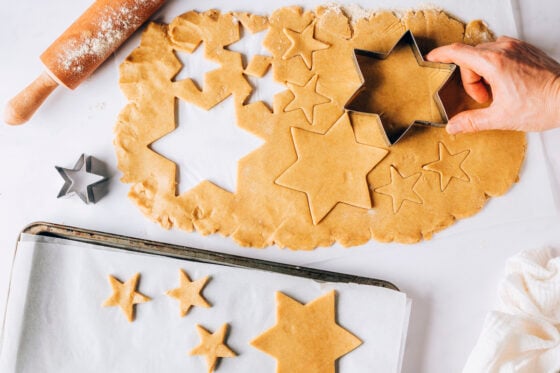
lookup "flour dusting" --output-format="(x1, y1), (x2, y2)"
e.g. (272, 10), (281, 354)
(55, 0), (161, 78)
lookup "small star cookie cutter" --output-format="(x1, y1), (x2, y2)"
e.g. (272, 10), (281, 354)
(345, 30), (458, 146)
(55, 154), (110, 204)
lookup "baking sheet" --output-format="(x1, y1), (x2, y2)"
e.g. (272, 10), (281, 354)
(1, 234), (410, 372)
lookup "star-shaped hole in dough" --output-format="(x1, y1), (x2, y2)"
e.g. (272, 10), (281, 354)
(285, 74), (330, 124)
(345, 31), (455, 145)
(276, 113), (388, 225)
(282, 22), (329, 69)
(165, 269), (211, 317)
(422, 142), (470, 191)
(251, 290), (362, 373)
(102, 273), (151, 322)
(190, 323), (237, 373)
(375, 166), (423, 213)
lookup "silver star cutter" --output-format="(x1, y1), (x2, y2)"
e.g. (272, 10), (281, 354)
(345, 30), (458, 146)
(56, 154), (109, 204)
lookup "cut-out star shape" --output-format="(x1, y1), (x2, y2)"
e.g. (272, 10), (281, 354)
(282, 22), (329, 69)
(251, 291), (362, 373)
(345, 31), (455, 145)
(150, 96), (263, 194)
(102, 273), (151, 322)
(55, 154), (109, 204)
(190, 323), (237, 373)
(422, 142), (470, 191)
(285, 74), (330, 124)
(375, 166), (422, 213)
(165, 269), (211, 317)
(276, 113), (388, 224)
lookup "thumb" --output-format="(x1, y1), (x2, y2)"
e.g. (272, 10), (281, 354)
(446, 108), (497, 134)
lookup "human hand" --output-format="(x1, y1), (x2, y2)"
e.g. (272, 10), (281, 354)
(426, 36), (560, 134)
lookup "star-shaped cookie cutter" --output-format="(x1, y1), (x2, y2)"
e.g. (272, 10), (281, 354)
(55, 154), (110, 204)
(345, 30), (458, 146)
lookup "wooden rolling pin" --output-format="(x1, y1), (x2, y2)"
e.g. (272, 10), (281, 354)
(4, 0), (166, 125)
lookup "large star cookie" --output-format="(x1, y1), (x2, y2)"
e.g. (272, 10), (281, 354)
(276, 113), (387, 224)
(251, 290), (362, 372)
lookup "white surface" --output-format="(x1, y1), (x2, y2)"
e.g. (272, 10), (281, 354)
(463, 247), (560, 373)
(0, 1), (559, 373)
(1, 234), (409, 372)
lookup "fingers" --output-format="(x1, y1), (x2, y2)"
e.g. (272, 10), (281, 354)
(426, 43), (490, 76)
(446, 108), (497, 134)
(427, 43), (493, 103)
(459, 67), (491, 103)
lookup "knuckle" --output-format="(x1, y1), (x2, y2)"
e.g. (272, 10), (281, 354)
(502, 40), (518, 51)
(482, 49), (506, 69)
(497, 36), (521, 51)
(448, 42), (465, 52)
(496, 35), (513, 43)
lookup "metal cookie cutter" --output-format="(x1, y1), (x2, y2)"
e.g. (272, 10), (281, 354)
(55, 154), (110, 204)
(345, 30), (458, 146)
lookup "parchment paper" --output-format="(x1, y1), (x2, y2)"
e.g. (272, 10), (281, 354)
(0, 234), (410, 372)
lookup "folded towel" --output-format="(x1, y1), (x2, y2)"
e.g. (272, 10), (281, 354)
(463, 247), (560, 373)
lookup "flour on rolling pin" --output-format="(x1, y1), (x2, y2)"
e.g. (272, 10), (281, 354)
(42, 0), (165, 89)
(4, 0), (165, 125)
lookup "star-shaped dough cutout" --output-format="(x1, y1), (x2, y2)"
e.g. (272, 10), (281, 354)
(283, 22), (329, 69)
(375, 166), (422, 213)
(102, 273), (151, 322)
(422, 142), (470, 191)
(190, 323), (237, 373)
(165, 269), (211, 317)
(276, 113), (388, 224)
(251, 291), (362, 373)
(345, 31), (455, 144)
(285, 74), (330, 124)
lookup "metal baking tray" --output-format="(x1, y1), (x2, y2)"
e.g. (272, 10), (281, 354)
(19, 222), (399, 291)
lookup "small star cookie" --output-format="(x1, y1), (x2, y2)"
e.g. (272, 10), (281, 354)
(285, 74), (330, 124)
(375, 166), (422, 213)
(102, 273), (151, 322)
(165, 269), (211, 317)
(282, 22), (329, 69)
(422, 142), (470, 191)
(190, 323), (237, 372)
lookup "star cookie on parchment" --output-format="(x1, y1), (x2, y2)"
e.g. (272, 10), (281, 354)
(422, 142), (470, 191)
(375, 166), (422, 213)
(282, 22), (329, 69)
(285, 74), (330, 124)
(276, 113), (388, 224)
(165, 269), (211, 317)
(102, 273), (151, 322)
(251, 290), (362, 373)
(190, 323), (237, 373)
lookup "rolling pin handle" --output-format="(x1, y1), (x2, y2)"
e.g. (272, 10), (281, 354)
(4, 71), (59, 125)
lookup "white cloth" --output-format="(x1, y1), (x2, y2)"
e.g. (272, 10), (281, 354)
(463, 247), (560, 373)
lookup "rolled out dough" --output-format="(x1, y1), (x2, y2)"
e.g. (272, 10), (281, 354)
(114, 6), (526, 249)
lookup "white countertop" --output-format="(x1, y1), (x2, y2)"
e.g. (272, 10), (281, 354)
(1, 1), (559, 372)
